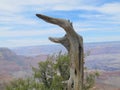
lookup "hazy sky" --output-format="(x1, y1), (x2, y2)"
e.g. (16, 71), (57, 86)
(0, 0), (120, 47)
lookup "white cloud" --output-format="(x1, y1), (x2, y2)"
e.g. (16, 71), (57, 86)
(79, 14), (105, 19)
(1, 0), (120, 26)
(85, 35), (120, 43)
(0, 14), (37, 25)
(0, 0), (104, 15)
(77, 2), (120, 24)
(0, 0), (120, 47)
(0, 0), (82, 13)
(0, 0), (120, 14)
(78, 3), (120, 27)
(78, 14), (120, 25)
(75, 27), (120, 32)
(0, 38), (52, 47)
(0, 0), (22, 13)
(0, 28), (65, 37)
(98, 2), (120, 15)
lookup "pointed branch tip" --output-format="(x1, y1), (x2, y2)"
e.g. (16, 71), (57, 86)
(36, 14), (41, 17)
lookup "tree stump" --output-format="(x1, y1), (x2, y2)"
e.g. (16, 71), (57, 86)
(36, 14), (84, 90)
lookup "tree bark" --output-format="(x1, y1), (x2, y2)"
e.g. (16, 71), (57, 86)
(36, 14), (84, 90)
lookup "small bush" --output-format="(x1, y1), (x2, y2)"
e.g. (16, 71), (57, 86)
(6, 54), (99, 90)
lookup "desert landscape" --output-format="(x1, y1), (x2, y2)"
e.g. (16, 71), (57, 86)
(0, 41), (120, 90)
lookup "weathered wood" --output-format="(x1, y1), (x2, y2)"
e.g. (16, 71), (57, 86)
(36, 14), (84, 90)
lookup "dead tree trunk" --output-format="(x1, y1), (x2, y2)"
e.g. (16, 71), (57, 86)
(36, 14), (84, 90)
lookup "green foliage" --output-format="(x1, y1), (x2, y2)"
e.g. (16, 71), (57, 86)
(5, 78), (36, 90)
(83, 73), (96, 90)
(5, 53), (99, 90)
(32, 60), (55, 88)
(50, 75), (63, 90)
(54, 53), (70, 80)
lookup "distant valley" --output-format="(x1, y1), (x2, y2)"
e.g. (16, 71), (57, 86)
(0, 41), (120, 90)
(11, 41), (120, 71)
(12, 41), (120, 56)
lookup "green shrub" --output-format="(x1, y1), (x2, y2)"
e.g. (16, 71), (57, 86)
(6, 54), (99, 90)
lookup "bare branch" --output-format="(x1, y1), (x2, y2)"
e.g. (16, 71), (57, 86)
(49, 35), (70, 51)
(36, 14), (76, 36)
